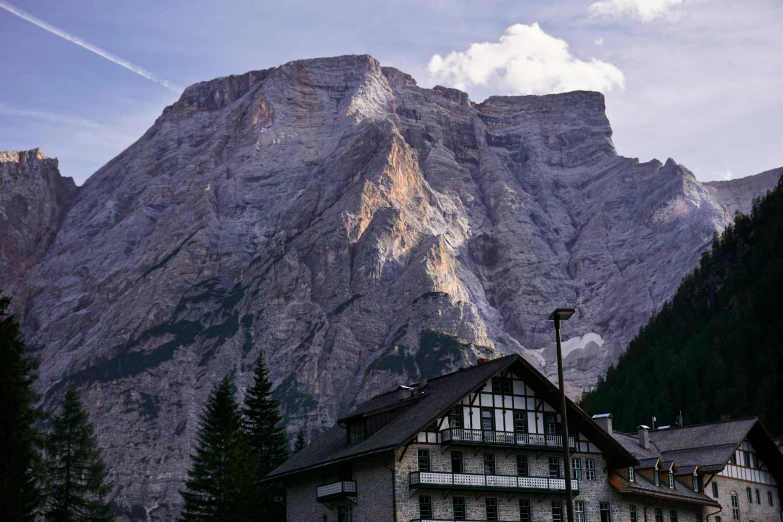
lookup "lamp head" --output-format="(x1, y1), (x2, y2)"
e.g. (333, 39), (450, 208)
(548, 308), (575, 321)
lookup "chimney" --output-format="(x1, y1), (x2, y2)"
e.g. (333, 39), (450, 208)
(477, 358), (489, 365)
(592, 413), (613, 435)
(397, 385), (413, 401)
(637, 425), (650, 450)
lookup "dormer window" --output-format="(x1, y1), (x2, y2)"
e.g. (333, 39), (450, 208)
(692, 474), (701, 492)
(653, 468), (660, 486)
(492, 377), (512, 394)
(348, 421), (365, 444)
(668, 472), (675, 489)
(629, 467), (636, 482)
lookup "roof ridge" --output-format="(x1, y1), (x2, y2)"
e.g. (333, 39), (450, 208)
(650, 417), (758, 432)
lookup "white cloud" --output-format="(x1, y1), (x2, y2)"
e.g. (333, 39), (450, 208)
(427, 23), (625, 96)
(588, 0), (692, 22)
(715, 170), (733, 181)
(595, 37), (604, 46)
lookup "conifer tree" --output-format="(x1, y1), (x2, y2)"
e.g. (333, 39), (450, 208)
(179, 376), (255, 522)
(244, 352), (289, 520)
(0, 294), (42, 522)
(42, 388), (113, 522)
(294, 429), (306, 453)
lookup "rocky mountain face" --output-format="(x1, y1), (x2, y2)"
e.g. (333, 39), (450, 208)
(0, 149), (77, 293)
(4, 55), (780, 520)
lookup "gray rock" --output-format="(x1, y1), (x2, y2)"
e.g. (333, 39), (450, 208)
(0, 149), (77, 293)
(3, 55), (780, 519)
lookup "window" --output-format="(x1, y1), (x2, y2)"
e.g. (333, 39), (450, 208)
(549, 456), (561, 478)
(492, 377), (512, 394)
(755, 489), (760, 504)
(600, 502), (612, 522)
(696, 514), (703, 522)
(419, 495), (432, 519)
(348, 421), (365, 444)
(451, 451), (463, 474)
(692, 474), (700, 492)
(514, 410), (527, 433)
(486, 498), (498, 521)
(654, 468), (661, 486)
(517, 454), (529, 476)
(572, 458), (582, 480)
(586, 459), (596, 480)
(575, 501), (585, 522)
(713, 482), (719, 498)
(669, 472), (676, 489)
(481, 408), (494, 431)
(655, 508), (663, 522)
(716, 517), (722, 522)
(484, 453), (496, 475)
(746, 487), (753, 503)
(544, 413), (560, 436)
(732, 494), (742, 521)
(519, 499), (531, 522)
(552, 500), (564, 522)
(630, 505), (638, 522)
(768, 491), (774, 507)
(629, 466), (635, 482)
(418, 449), (430, 472)
(453, 497), (465, 521)
(338, 505), (353, 522)
(670, 509), (678, 522)
(449, 406), (462, 428)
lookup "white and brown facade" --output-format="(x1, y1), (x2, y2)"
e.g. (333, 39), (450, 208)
(266, 355), (782, 522)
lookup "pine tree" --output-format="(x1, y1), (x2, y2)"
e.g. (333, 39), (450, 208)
(42, 388), (113, 522)
(0, 294), (42, 522)
(244, 352), (289, 520)
(179, 377), (255, 522)
(294, 429), (306, 453)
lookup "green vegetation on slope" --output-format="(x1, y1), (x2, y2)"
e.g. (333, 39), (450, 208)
(580, 175), (783, 434)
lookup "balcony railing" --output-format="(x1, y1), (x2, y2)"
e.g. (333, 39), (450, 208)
(316, 480), (357, 502)
(410, 520), (490, 522)
(410, 471), (578, 493)
(441, 428), (576, 449)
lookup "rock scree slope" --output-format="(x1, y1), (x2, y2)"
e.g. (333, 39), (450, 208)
(4, 55), (780, 520)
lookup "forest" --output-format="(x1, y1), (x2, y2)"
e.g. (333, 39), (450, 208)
(581, 175), (783, 435)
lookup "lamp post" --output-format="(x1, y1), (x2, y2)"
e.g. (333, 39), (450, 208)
(549, 308), (576, 522)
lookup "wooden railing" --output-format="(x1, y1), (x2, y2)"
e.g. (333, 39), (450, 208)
(441, 428), (576, 449)
(410, 471), (578, 492)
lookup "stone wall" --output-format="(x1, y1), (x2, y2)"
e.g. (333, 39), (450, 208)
(705, 475), (781, 522)
(285, 453), (395, 522)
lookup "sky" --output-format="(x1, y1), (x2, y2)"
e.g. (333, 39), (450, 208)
(0, 0), (781, 185)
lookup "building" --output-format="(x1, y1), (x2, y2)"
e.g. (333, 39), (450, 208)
(266, 354), (738, 522)
(597, 417), (783, 522)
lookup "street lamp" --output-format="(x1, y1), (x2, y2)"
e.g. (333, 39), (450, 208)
(549, 308), (576, 522)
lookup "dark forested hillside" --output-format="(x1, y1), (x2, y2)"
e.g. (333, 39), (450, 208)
(580, 175), (783, 435)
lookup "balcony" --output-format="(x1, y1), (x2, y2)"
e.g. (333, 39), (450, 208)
(410, 471), (578, 494)
(441, 428), (575, 450)
(316, 480), (357, 502)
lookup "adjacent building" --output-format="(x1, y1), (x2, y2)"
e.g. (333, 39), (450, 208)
(266, 354), (783, 522)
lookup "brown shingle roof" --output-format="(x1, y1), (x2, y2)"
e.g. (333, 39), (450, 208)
(609, 472), (720, 507)
(266, 354), (637, 480)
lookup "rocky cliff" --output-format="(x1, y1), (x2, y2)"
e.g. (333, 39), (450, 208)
(0, 149), (78, 292)
(5, 55), (780, 520)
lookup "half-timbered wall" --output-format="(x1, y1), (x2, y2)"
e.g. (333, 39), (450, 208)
(718, 440), (778, 486)
(413, 368), (600, 454)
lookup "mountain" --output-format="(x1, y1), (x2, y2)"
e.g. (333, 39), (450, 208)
(580, 175), (783, 435)
(3, 55), (779, 519)
(0, 149), (77, 292)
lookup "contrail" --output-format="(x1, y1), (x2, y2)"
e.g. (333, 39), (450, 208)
(0, 1), (182, 93)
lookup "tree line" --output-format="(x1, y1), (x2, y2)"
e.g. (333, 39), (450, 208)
(580, 175), (783, 434)
(1, 293), (299, 521)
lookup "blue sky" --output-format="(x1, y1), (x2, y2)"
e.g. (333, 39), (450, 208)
(1, 0), (781, 185)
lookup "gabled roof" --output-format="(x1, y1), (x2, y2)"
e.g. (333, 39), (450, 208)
(266, 354), (636, 480)
(648, 418), (783, 477)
